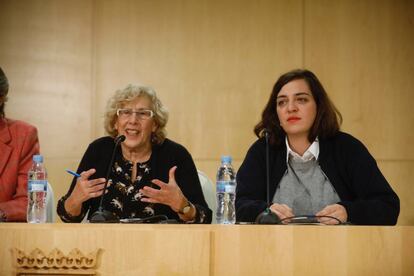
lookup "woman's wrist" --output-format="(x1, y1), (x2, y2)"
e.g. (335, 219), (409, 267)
(64, 195), (83, 217)
(57, 195), (86, 223)
(0, 209), (7, 222)
(177, 199), (196, 222)
(171, 192), (188, 212)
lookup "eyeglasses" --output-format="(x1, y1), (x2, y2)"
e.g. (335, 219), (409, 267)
(116, 108), (154, 120)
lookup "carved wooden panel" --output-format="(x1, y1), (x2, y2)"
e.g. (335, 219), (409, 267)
(12, 248), (101, 275)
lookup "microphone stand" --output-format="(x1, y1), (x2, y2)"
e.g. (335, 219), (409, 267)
(89, 135), (126, 223)
(255, 130), (280, 224)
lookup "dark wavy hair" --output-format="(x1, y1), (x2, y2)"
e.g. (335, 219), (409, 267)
(254, 69), (342, 145)
(0, 67), (9, 118)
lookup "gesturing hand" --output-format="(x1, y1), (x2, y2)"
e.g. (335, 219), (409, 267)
(140, 166), (186, 212)
(316, 204), (348, 225)
(65, 168), (106, 217)
(70, 169), (106, 204)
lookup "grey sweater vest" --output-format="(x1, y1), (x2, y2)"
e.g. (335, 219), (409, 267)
(272, 158), (340, 215)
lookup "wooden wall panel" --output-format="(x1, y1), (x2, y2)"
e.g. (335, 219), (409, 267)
(303, 0), (414, 160)
(0, 0), (93, 206)
(378, 161), (414, 225)
(93, 0), (303, 165)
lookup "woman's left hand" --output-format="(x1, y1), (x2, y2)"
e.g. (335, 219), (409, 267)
(316, 204), (348, 224)
(140, 166), (186, 212)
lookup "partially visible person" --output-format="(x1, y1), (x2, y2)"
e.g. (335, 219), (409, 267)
(57, 84), (212, 223)
(0, 67), (40, 222)
(236, 69), (400, 225)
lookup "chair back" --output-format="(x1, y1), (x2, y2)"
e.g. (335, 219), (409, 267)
(46, 182), (55, 222)
(197, 170), (216, 223)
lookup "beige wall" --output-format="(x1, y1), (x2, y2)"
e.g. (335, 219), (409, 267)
(0, 0), (413, 224)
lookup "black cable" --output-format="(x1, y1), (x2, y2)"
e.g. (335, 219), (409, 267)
(265, 130), (270, 208)
(279, 215), (344, 225)
(119, 215), (169, 223)
(287, 160), (311, 195)
(97, 135), (125, 211)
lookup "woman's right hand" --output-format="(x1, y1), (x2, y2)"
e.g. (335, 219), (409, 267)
(64, 168), (106, 216)
(269, 203), (294, 221)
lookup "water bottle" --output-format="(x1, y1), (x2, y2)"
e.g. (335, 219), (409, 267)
(27, 155), (48, 223)
(216, 156), (236, 224)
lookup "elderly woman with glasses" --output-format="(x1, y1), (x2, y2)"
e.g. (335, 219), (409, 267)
(57, 84), (212, 223)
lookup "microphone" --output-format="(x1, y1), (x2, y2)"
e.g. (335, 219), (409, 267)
(89, 135), (126, 223)
(255, 129), (280, 224)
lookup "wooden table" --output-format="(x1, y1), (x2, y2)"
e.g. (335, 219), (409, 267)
(0, 223), (413, 275)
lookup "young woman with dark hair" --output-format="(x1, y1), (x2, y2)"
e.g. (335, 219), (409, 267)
(236, 69), (399, 225)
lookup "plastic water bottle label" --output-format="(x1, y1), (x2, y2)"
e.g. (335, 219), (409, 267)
(217, 181), (235, 193)
(29, 180), (47, 192)
(225, 185), (235, 193)
(217, 181), (226, 193)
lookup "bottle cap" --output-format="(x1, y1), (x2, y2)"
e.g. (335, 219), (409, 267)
(33, 155), (43, 163)
(221, 155), (232, 164)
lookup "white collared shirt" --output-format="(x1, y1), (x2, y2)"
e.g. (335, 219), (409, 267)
(285, 137), (319, 163)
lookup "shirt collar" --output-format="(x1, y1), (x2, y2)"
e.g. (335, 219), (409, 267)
(285, 136), (319, 163)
